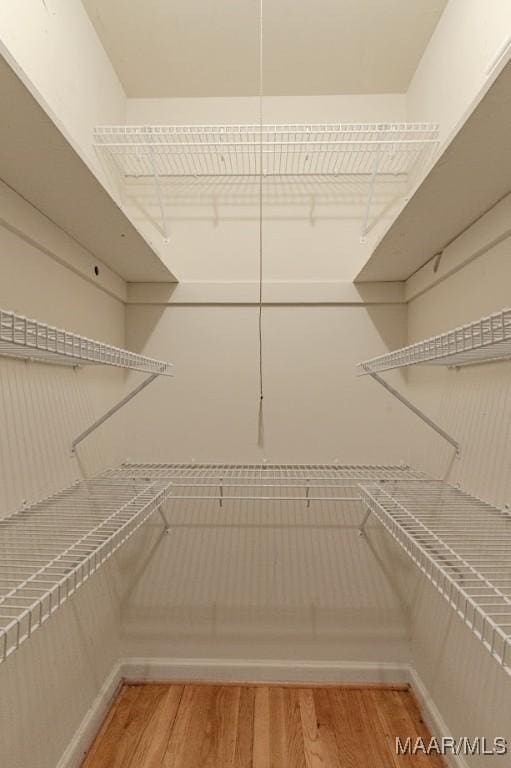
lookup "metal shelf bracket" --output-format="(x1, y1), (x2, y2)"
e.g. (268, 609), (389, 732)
(367, 370), (460, 455)
(71, 372), (161, 453)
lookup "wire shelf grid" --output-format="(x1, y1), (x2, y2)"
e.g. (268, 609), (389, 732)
(361, 481), (511, 672)
(94, 123), (439, 179)
(4, 462), (507, 673)
(358, 307), (511, 374)
(0, 473), (173, 662)
(0, 309), (174, 375)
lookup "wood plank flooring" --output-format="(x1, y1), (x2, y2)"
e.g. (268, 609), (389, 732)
(81, 683), (444, 768)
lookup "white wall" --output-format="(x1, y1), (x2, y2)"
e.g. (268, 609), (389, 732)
(0, 182), (127, 768)
(117, 286), (423, 665)
(126, 94), (406, 282)
(0, 0), (126, 182)
(407, 0), (511, 145)
(403, 197), (511, 766)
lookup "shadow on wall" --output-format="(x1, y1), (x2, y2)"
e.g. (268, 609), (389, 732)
(407, 361), (511, 505)
(117, 498), (412, 662)
(122, 175), (406, 238)
(0, 357), (124, 516)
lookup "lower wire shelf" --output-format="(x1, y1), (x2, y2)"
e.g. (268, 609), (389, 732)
(2, 463), (509, 676)
(361, 482), (511, 673)
(0, 471), (173, 662)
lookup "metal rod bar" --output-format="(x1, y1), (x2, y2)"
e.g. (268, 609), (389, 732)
(148, 151), (169, 241)
(361, 143), (383, 238)
(368, 372), (460, 453)
(72, 373), (159, 451)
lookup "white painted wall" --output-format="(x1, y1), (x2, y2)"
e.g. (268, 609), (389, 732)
(0, 182), (127, 768)
(126, 94), (407, 282)
(407, 0), (511, 145)
(0, 0), (126, 182)
(404, 198), (511, 766)
(117, 287), (422, 665)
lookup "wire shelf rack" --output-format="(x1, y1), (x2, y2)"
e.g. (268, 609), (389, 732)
(361, 482), (511, 672)
(358, 307), (511, 374)
(107, 463), (430, 501)
(0, 471), (173, 662)
(94, 123), (439, 179)
(0, 309), (174, 375)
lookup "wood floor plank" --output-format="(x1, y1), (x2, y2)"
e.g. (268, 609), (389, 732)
(162, 685), (215, 768)
(125, 685), (184, 768)
(253, 686), (271, 768)
(234, 686), (255, 768)
(82, 685), (165, 768)
(269, 688), (306, 768)
(312, 689), (342, 767)
(297, 688), (329, 767)
(83, 682), (445, 768)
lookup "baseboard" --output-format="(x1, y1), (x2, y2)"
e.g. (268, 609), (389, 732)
(408, 667), (469, 768)
(56, 662), (123, 768)
(120, 656), (410, 685)
(57, 658), (469, 768)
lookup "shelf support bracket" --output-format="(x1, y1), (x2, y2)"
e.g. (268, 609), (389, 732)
(148, 149), (169, 242)
(360, 143), (383, 241)
(368, 371), (460, 454)
(157, 503), (171, 534)
(71, 372), (160, 453)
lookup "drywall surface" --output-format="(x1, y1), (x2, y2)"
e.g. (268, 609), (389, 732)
(125, 94), (407, 282)
(407, 0), (511, 145)
(0, 0), (126, 179)
(405, 204), (511, 765)
(0, 184), (126, 768)
(119, 296), (420, 662)
(124, 301), (415, 464)
(119, 499), (413, 665)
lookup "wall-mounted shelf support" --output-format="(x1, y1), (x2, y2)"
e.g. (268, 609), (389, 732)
(148, 149), (169, 242)
(365, 370), (460, 454)
(157, 502), (171, 534)
(71, 371), (164, 453)
(360, 144), (383, 241)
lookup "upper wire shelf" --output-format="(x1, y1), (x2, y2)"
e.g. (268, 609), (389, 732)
(0, 309), (174, 375)
(94, 123), (439, 179)
(94, 122), (439, 241)
(0, 471), (173, 662)
(358, 307), (511, 374)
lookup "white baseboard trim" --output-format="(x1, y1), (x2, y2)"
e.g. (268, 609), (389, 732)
(56, 662), (123, 768)
(120, 656), (410, 684)
(408, 667), (469, 768)
(57, 658), (468, 768)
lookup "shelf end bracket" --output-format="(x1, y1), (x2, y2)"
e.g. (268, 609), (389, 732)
(367, 370), (460, 455)
(71, 372), (160, 453)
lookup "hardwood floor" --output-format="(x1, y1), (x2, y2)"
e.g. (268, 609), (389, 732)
(81, 683), (444, 767)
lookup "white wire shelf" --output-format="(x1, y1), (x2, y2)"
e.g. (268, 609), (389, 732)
(95, 123), (439, 240)
(361, 482), (511, 673)
(105, 463), (430, 503)
(0, 309), (174, 375)
(0, 471), (173, 662)
(95, 123), (439, 179)
(358, 307), (511, 374)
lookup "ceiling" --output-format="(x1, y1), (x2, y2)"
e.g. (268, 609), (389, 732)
(82, 0), (447, 98)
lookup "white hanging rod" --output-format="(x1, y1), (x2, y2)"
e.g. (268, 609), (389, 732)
(358, 307), (511, 374)
(0, 309), (174, 376)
